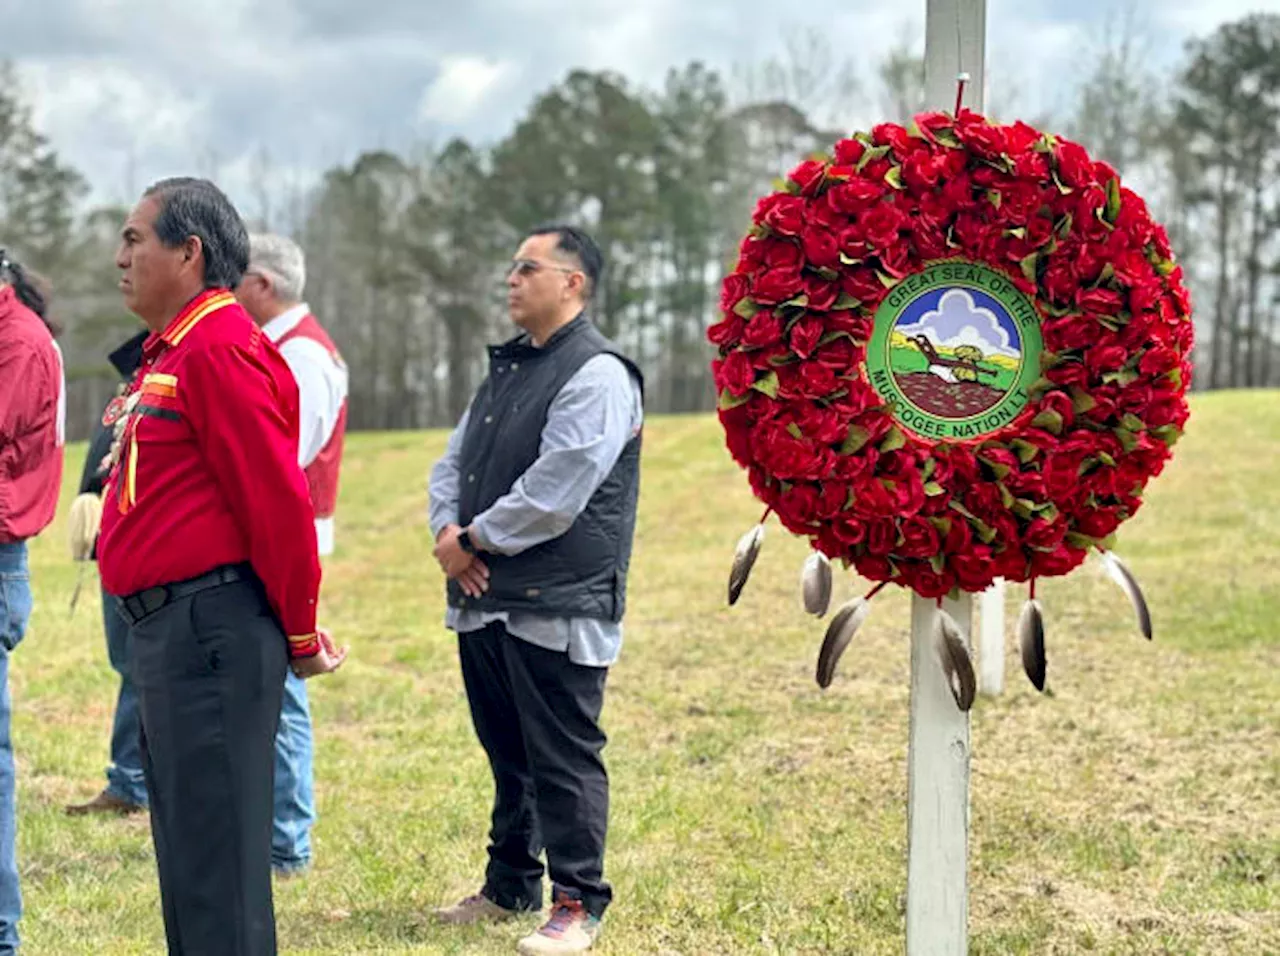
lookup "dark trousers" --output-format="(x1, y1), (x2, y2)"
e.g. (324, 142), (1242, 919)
(459, 623), (612, 918)
(128, 576), (288, 955)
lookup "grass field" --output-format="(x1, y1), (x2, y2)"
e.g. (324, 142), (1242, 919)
(12, 391), (1280, 954)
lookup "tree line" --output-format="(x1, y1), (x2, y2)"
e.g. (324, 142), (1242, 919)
(5, 15), (1280, 441)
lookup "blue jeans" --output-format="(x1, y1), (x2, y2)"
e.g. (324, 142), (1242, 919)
(272, 670), (314, 871)
(0, 542), (33, 954)
(101, 585), (148, 807)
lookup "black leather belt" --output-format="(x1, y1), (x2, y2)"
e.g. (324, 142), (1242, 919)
(116, 563), (250, 626)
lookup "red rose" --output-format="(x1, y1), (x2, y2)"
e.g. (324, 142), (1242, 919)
(912, 222), (950, 259)
(951, 547), (994, 590)
(829, 179), (887, 214)
(790, 316), (824, 358)
(707, 314), (745, 348)
(737, 235), (767, 270)
(777, 481), (822, 528)
(993, 544), (1029, 581)
(798, 405), (847, 444)
(838, 227), (870, 259)
(817, 480), (849, 519)
(799, 361), (838, 398)
(802, 227), (841, 269)
(840, 268), (888, 305)
(873, 122), (918, 157)
(854, 553), (894, 582)
(807, 192), (846, 231)
(878, 241), (911, 278)
(741, 310), (784, 349)
(763, 239), (805, 271)
(1042, 315), (1094, 351)
(977, 446), (1020, 479)
(1006, 120), (1041, 155)
(957, 115), (1008, 159)
(1046, 362), (1090, 389)
(861, 202), (907, 248)
(1076, 506), (1121, 539)
(1139, 345), (1179, 377)
(752, 267), (805, 305)
(719, 273), (750, 313)
(752, 343), (793, 373)
(814, 337), (857, 371)
(715, 350), (756, 395)
(788, 159), (827, 196)
(1078, 286), (1124, 316)
(827, 310), (872, 341)
(941, 173), (978, 211)
(944, 516), (973, 554)
(834, 517), (868, 546)
(1055, 140), (1096, 188)
(867, 518), (898, 556)
(913, 112), (954, 143)
(1024, 517), (1066, 551)
(834, 138), (866, 166)
(763, 195), (806, 236)
(964, 482), (1003, 519)
(1013, 151), (1050, 181)
(1039, 391), (1076, 430)
(1030, 543), (1087, 577)
(804, 274), (840, 311)
(888, 468), (928, 516)
(754, 427), (829, 480)
(1025, 215), (1054, 249)
(903, 151), (943, 192)
(1086, 344), (1128, 375)
(911, 567), (956, 600)
(897, 516), (940, 559)
(1075, 187), (1108, 237)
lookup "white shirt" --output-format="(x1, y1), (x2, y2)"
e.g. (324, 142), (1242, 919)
(263, 303), (349, 555)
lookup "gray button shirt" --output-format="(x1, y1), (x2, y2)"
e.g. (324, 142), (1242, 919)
(428, 353), (644, 667)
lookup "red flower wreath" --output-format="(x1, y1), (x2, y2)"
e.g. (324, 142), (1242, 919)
(710, 109), (1194, 602)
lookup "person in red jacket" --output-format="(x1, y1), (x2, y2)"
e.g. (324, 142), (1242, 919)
(96, 178), (346, 955)
(0, 247), (64, 953)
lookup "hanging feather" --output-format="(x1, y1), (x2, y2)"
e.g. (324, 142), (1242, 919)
(727, 523), (764, 606)
(67, 492), (103, 615)
(800, 551), (832, 616)
(815, 596), (871, 688)
(1099, 550), (1153, 640)
(1017, 598), (1046, 692)
(934, 609), (976, 711)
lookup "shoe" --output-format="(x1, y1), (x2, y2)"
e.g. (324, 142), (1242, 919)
(516, 894), (601, 955)
(433, 891), (527, 925)
(65, 789), (145, 816)
(273, 861), (311, 880)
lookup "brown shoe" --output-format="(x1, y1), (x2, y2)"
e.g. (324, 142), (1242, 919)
(433, 892), (529, 925)
(65, 789), (145, 816)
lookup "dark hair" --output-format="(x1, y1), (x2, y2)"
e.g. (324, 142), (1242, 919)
(0, 247), (61, 337)
(526, 223), (604, 299)
(143, 177), (250, 290)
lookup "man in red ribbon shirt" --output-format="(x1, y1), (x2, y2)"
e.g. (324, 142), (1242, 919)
(96, 177), (346, 955)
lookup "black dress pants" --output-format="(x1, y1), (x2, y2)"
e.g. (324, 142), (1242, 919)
(458, 623), (612, 918)
(128, 574), (288, 955)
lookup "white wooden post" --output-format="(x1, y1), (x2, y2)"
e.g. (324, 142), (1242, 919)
(907, 1), (986, 953)
(979, 579), (1004, 696)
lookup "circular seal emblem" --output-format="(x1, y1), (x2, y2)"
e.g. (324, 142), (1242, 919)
(866, 259), (1044, 441)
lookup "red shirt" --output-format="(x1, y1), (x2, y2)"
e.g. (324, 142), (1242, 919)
(97, 289), (322, 657)
(0, 284), (64, 544)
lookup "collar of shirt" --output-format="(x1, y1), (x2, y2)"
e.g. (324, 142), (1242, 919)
(262, 303), (310, 343)
(142, 288), (238, 362)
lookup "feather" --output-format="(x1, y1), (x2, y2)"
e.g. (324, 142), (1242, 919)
(727, 523), (764, 606)
(801, 551), (833, 616)
(67, 492), (102, 563)
(1017, 598), (1047, 692)
(1100, 551), (1153, 640)
(815, 597), (870, 688)
(934, 609), (976, 711)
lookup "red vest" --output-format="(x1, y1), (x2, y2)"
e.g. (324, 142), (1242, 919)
(276, 313), (347, 519)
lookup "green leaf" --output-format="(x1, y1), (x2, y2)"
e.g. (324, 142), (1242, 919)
(1156, 257), (1177, 276)
(844, 487), (858, 510)
(838, 252), (863, 267)
(974, 519), (998, 544)
(1165, 367), (1184, 390)
(880, 426), (907, 452)
(1065, 532), (1097, 550)
(935, 130), (962, 149)
(782, 294), (810, 309)
(923, 457), (937, 479)
(1120, 412), (1145, 432)
(1152, 424), (1182, 447)
(928, 516), (953, 535)
(945, 225), (961, 248)
(1011, 438), (1040, 463)
(929, 553), (946, 573)
(1114, 427), (1139, 453)
(717, 388), (751, 410)
(786, 422), (804, 439)
(816, 266), (839, 281)
(819, 330), (852, 346)
(1054, 213), (1074, 239)
(1069, 385), (1097, 413)
(751, 371), (780, 398)
(732, 297), (760, 319)
(884, 165), (904, 189)
(840, 424), (871, 455)
(1052, 172), (1073, 195)
(1006, 226), (1027, 239)
(1012, 498), (1037, 520)
(981, 456), (1012, 480)
(1039, 503), (1060, 523)
(1020, 252), (1040, 283)
(855, 144), (890, 172)
(1039, 350), (1065, 370)
(1098, 451), (1116, 467)
(986, 189), (1002, 209)
(1097, 262), (1116, 285)
(1027, 376), (1055, 400)
(1102, 368), (1141, 387)
(1031, 408), (1064, 435)
(924, 481), (945, 497)
(1104, 177), (1122, 222)
(997, 482), (1015, 509)
(876, 271), (900, 289)
(833, 292), (861, 309)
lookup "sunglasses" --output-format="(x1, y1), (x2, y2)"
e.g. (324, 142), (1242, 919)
(508, 258), (579, 279)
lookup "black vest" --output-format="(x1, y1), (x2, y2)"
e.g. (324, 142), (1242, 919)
(449, 314), (644, 621)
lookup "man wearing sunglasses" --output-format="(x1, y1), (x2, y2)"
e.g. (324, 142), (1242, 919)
(429, 225), (644, 955)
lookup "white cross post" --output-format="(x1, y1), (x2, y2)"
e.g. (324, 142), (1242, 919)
(906, 1), (986, 953)
(979, 578), (1005, 696)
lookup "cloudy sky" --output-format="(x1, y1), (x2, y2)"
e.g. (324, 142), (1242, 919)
(11, 0), (1280, 216)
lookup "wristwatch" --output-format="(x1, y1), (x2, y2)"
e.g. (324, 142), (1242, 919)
(458, 529), (476, 554)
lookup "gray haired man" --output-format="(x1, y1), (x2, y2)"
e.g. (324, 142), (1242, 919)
(236, 233), (350, 878)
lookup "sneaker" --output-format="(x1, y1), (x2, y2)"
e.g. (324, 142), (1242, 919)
(434, 891), (526, 925)
(516, 895), (601, 955)
(65, 788), (146, 817)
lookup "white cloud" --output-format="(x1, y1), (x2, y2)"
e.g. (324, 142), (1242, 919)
(897, 289), (1020, 359)
(417, 55), (512, 126)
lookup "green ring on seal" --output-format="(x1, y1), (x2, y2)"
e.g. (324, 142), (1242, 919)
(866, 259), (1044, 442)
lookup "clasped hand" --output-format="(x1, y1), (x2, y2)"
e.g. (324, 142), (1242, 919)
(434, 524), (490, 598)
